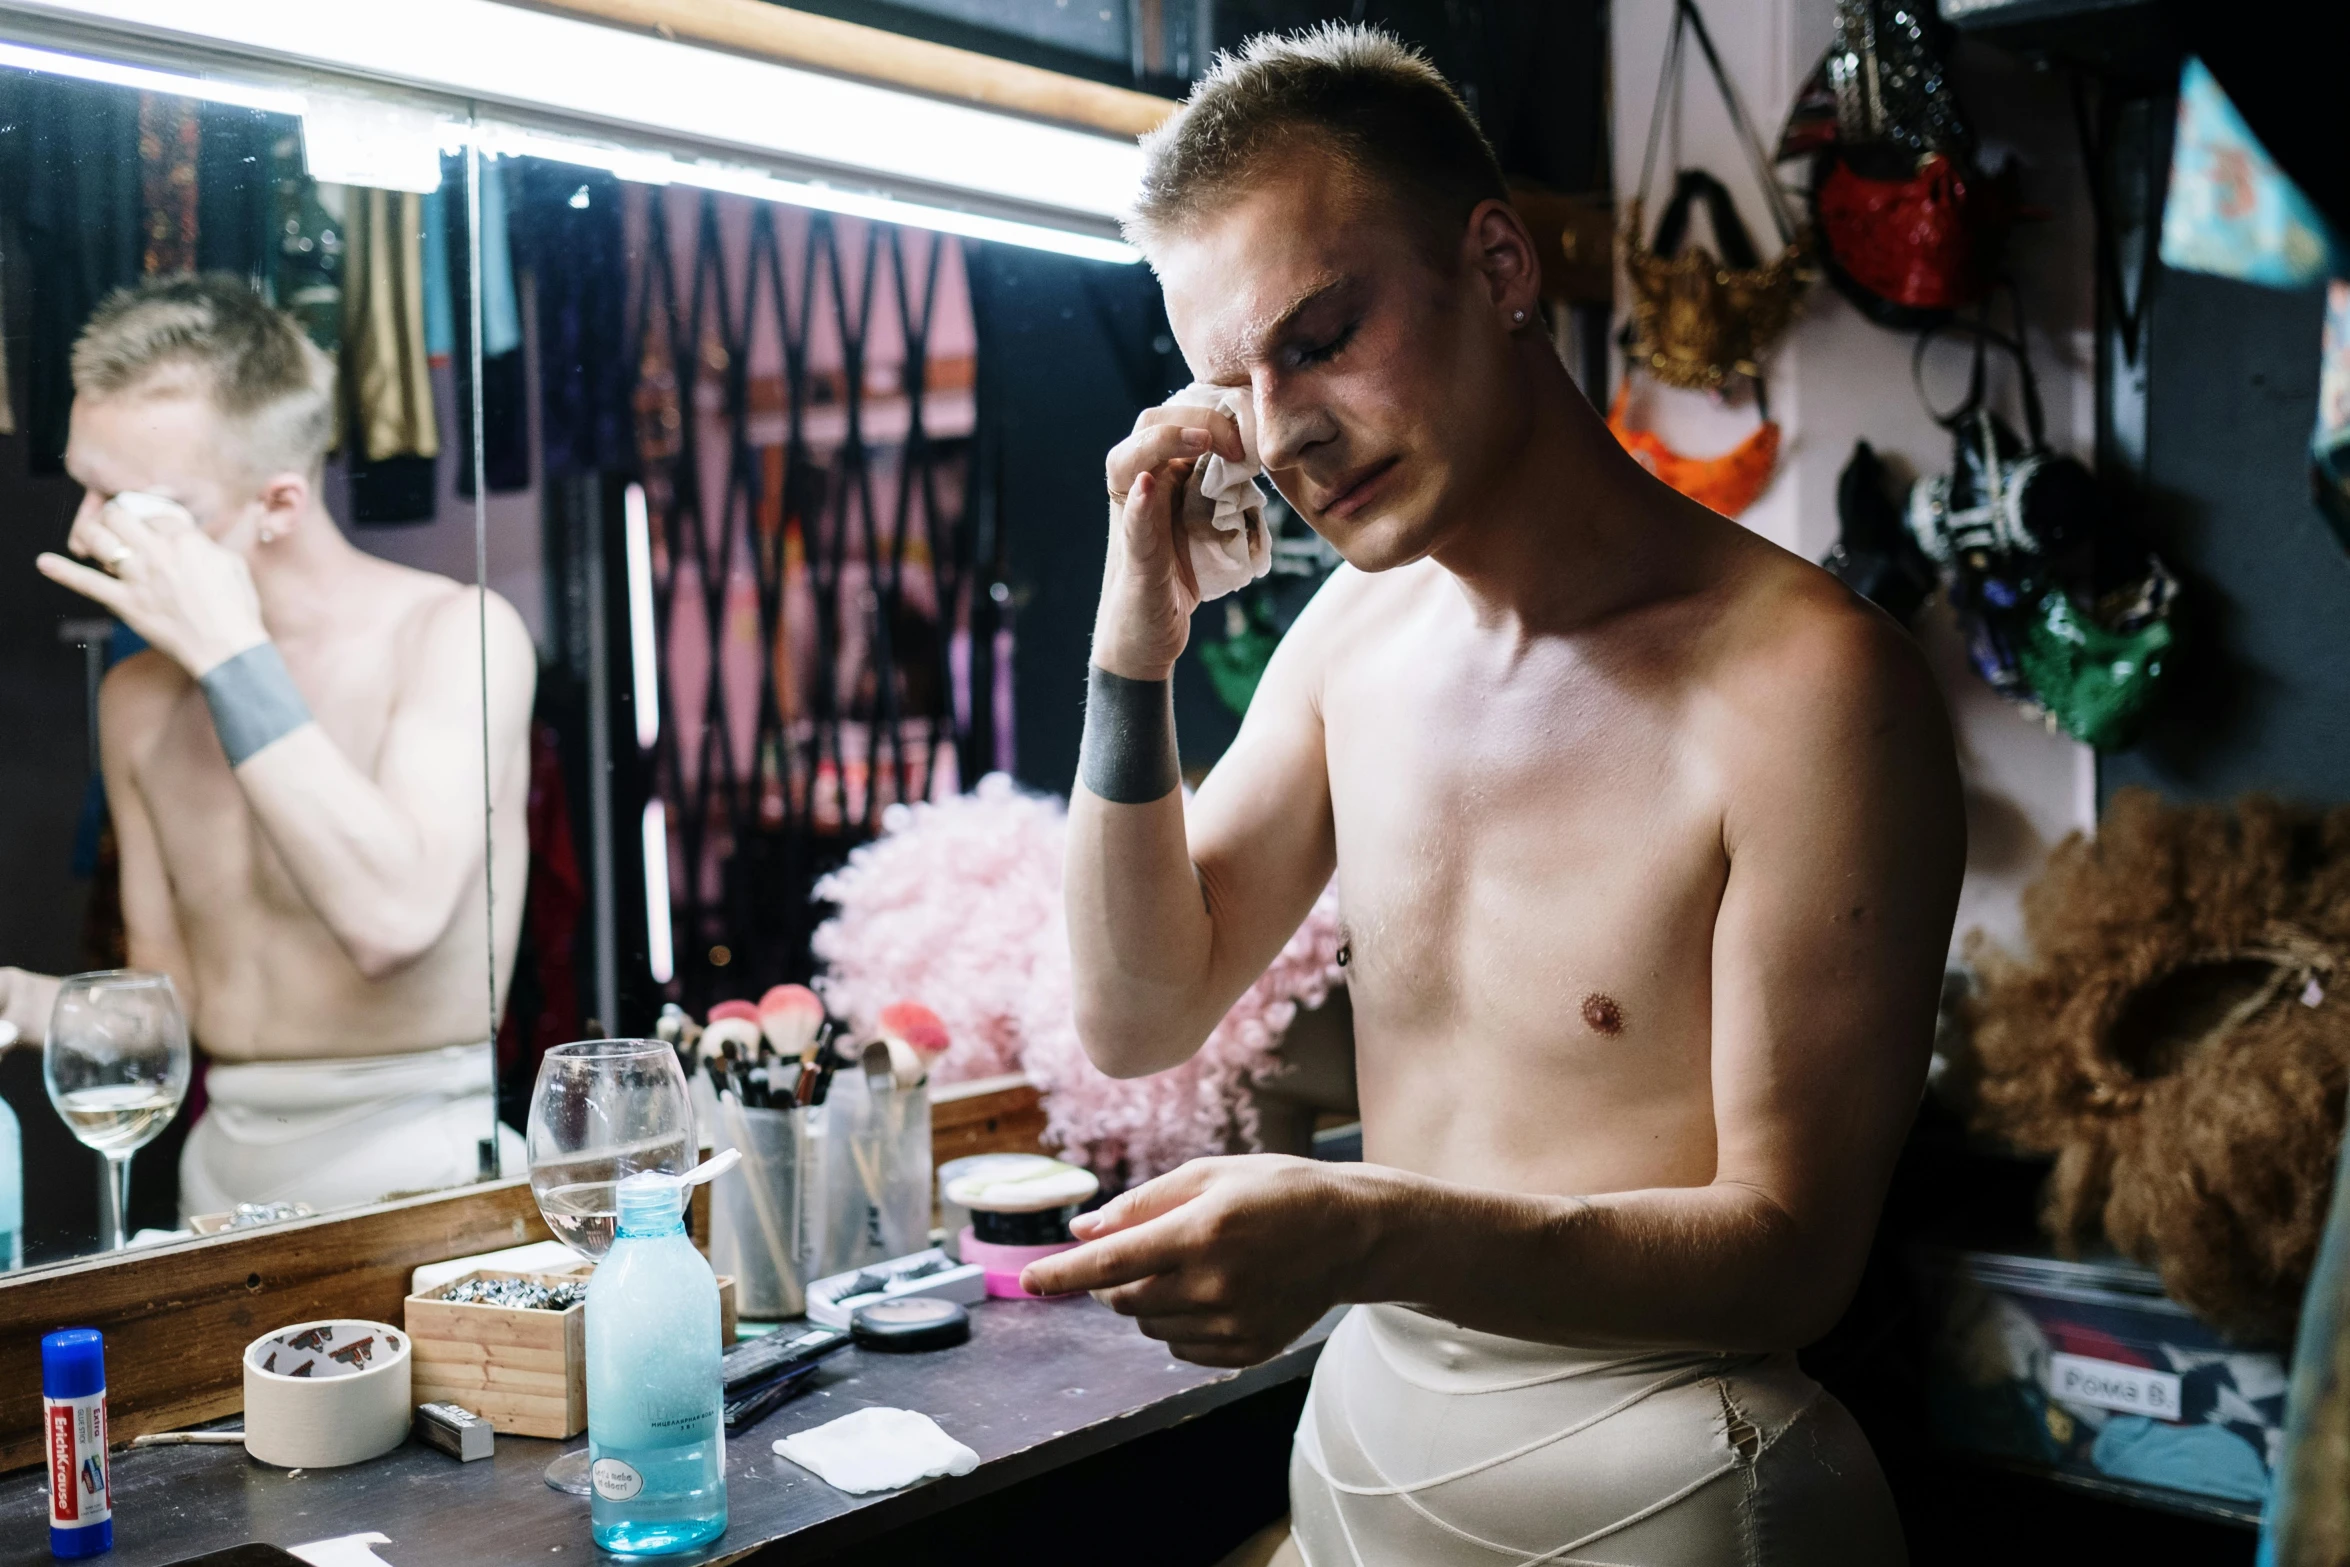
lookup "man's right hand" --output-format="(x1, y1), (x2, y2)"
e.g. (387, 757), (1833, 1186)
(0, 967), (59, 1048)
(1094, 402), (1248, 680)
(37, 495), (269, 679)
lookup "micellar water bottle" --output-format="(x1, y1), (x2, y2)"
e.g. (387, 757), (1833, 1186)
(587, 1172), (727, 1555)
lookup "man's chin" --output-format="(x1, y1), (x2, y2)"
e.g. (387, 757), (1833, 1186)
(1318, 505), (1440, 574)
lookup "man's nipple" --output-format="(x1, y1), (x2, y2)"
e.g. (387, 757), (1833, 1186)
(1581, 992), (1625, 1036)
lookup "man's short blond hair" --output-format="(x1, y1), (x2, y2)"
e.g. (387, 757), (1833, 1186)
(72, 274), (335, 483)
(1127, 23), (1509, 261)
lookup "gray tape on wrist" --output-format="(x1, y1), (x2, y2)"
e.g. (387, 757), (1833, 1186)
(199, 643), (313, 767)
(1079, 665), (1180, 804)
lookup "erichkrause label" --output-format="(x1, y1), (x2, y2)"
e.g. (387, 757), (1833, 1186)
(2047, 1352), (2183, 1418)
(45, 1394), (109, 1528)
(591, 1457), (645, 1501)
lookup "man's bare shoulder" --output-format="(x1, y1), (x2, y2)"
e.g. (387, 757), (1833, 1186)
(98, 646), (193, 723)
(1692, 545), (1958, 833)
(97, 648), (195, 781)
(1268, 558), (1448, 670)
(1706, 549), (1940, 724)
(387, 575), (536, 701)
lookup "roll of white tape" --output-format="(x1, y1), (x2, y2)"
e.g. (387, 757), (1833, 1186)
(243, 1319), (412, 1469)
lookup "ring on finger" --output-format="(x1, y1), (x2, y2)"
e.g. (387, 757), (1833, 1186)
(101, 544), (134, 573)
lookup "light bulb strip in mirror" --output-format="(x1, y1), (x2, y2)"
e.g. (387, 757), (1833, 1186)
(471, 119), (1141, 265)
(0, 0), (1144, 241)
(0, 35), (299, 113)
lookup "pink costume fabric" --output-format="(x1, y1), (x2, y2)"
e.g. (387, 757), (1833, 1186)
(811, 773), (1346, 1180)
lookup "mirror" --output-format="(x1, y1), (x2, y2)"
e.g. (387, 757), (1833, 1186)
(512, 168), (983, 1037)
(0, 60), (526, 1268)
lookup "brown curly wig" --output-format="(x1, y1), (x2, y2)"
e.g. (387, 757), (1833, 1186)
(1959, 788), (2350, 1344)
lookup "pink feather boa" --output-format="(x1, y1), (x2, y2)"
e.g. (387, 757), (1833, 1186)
(811, 773), (1346, 1182)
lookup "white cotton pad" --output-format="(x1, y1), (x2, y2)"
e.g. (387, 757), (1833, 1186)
(105, 490), (192, 525)
(1165, 383), (1272, 601)
(771, 1405), (979, 1494)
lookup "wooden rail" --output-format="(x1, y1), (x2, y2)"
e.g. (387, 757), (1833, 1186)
(518, 0), (1178, 138)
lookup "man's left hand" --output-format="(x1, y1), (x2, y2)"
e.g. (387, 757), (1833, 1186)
(1019, 1154), (1378, 1367)
(37, 495), (268, 677)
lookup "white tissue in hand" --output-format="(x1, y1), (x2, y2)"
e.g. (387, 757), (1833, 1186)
(1166, 383), (1272, 601)
(771, 1406), (979, 1494)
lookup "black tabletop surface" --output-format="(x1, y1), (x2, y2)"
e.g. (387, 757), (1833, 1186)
(1, 1298), (1336, 1567)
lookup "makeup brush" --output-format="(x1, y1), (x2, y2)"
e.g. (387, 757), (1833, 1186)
(875, 1000), (950, 1089)
(759, 984), (825, 1058)
(702, 1003), (765, 1066)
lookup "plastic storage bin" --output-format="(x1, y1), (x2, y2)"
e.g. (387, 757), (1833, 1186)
(1911, 1246), (2284, 1522)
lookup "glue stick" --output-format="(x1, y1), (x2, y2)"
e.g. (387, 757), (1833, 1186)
(43, 1328), (110, 1557)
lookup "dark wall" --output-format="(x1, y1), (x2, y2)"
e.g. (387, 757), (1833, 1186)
(967, 244), (1243, 799)
(2100, 274), (2346, 805)
(1219, 0), (1608, 192)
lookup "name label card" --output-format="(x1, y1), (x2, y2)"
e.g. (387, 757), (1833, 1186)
(2048, 1352), (2182, 1418)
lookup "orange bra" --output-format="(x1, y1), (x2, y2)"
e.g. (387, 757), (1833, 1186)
(1607, 382), (1780, 518)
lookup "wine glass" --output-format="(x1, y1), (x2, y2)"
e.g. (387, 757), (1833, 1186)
(44, 971), (191, 1252)
(527, 1039), (695, 1495)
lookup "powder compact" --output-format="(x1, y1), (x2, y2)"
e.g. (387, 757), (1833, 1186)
(944, 1156), (1101, 1300)
(849, 1297), (972, 1352)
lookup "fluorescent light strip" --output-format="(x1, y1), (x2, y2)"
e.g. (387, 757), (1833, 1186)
(0, 36), (301, 113)
(483, 123), (1139, 265)
(4, 0), (1142, 222)
(642, 800), (674, 986)
(623, 482), (661, 753)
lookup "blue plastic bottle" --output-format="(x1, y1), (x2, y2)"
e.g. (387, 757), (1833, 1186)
(1, 1094), (22, 1270)
(586, 1173), (726, 1555)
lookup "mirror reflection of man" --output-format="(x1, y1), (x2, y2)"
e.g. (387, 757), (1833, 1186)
(0, 276), (534, 1218)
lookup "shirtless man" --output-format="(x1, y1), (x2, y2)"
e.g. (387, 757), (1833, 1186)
(1023, 30), (1964, 1565)
(0, 276), (533, 1218)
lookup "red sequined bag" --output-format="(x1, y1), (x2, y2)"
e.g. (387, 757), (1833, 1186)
(1816, 151), (2014, 315)
(1780, 0), (2014, 327)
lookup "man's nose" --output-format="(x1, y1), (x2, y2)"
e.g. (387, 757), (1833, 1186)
(1250, 376), (1329, 474)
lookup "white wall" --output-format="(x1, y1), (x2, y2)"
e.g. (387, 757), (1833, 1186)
(1608, 0), (2097, 958)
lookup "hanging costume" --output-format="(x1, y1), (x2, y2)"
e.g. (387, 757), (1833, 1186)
(1289, 1304), (1904, 1567)
(2, 70), (143, 473)
(513, 162), (634, 481)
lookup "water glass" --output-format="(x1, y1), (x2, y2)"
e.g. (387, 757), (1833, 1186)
(44, 970), (191, 1251)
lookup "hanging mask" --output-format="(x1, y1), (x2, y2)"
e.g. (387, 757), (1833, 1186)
(1625, 172), (1809, 392)
(1783, 0), (2015, 329)
(1608, 384), (1780, 519)
(1822, 440), (1936, 624)
(1904, 295), (2178, 749)
(1623, 0), (1811, 393)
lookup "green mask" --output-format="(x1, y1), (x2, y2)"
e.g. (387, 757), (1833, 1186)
(2015, 574), (2175, 750)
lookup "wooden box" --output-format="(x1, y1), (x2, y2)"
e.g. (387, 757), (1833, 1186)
(403, 1268), (738, 1439)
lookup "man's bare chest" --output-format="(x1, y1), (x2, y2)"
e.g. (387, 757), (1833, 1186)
(1318, 652), (1728, 1038)
(141, 663), (397, 900)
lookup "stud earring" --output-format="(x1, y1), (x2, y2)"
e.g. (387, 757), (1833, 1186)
(259, 527), (274, 543)
(1512, 309), (1527, 324)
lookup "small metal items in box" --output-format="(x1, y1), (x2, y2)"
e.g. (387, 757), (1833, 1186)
(404, 1268), (738, 1439)
(405, 1270), (589, 1440)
